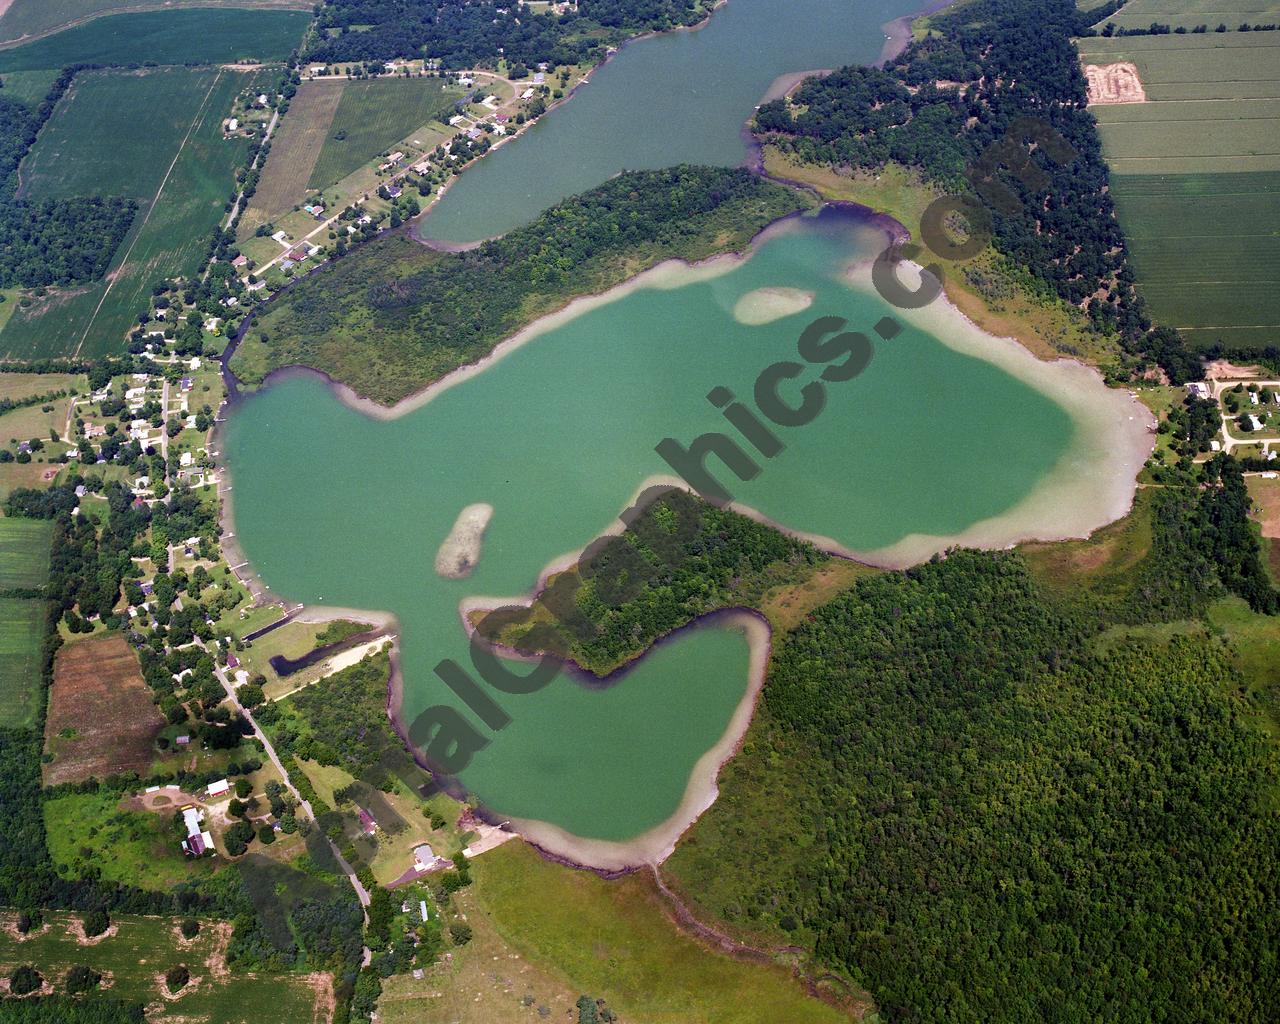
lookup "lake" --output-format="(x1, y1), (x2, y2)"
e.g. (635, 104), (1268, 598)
(418, 0), (919, 243)
(221, 209), (1149, 867)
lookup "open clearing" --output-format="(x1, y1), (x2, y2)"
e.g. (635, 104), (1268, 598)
(0, 0), (310, 48)
(0, 516), (52, 588)
(0, 597), (44, 728)
(444, 841), (856, 1024)
(308, 77), (461, 190)
(1, 66), (267, 359)
(1078, 32), (1280, 348)
(43, 633), (164, 785)
(0, 7), (309, 71)
(0, 911), (331, 1024)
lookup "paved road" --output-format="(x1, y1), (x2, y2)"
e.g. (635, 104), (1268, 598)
(210, 652), (372, 919)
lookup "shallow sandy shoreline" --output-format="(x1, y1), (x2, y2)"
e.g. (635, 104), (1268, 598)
(218, 209), (1154, 872)
(497, 610), (772, 871)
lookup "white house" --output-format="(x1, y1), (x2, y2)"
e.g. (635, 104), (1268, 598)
(207, 779), (230, 798)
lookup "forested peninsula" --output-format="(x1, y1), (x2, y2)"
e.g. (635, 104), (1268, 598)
(231, 166), (808, 404)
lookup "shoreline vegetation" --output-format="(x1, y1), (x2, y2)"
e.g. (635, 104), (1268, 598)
(227, 166), (811, 405)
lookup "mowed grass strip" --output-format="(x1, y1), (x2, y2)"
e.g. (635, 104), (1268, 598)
(0, 8), (310, 71)
(0, 910), (331, 1023)
(308, 77), (461, 189)
(0, 517), (53, 588)
(238, 78), (345, 236)
(0, 0), (310, 48)
(0, 67), (268, 359)
(0, 596), (45, 728)
(43, 633), (165, 785)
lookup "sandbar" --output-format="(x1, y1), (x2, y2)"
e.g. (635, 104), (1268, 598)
(435, 503), (494, 580)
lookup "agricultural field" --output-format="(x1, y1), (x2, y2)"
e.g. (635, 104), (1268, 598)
(238, 79), (345, 233)
(307, 77), (462, 190)
(0, 67), (268, 359)
(0, 8), (310, 72)
(0, 516), (52, 589)
(0, 0), (310, 48)
(0, 597), (44, 728)
(1085, 0), (1280, 32)
(0, 911), (333, 1024)
(1079, 32), (1280, 348)
(43, 633), (165, 786)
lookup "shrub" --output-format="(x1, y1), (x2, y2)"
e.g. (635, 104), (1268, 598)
(180, 918), (200, 939)
(448, 922), (472, 946)
(165, 965), (190, 993)
(83, 909), (109, 937)
(65, 964), (101, 994)
(234, 778), (252, 798)
(9, 965), (43, 995)
(257, 825), (276, 845)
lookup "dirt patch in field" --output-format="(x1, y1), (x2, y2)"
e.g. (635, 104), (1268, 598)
(43, 635), (164, 786)
(64, 917), (119, 946)
(1084, 62), (1146, 105)
(307, 971), (336, 1024)
(1, 914), (50, 942)
(1207, 359), (1266, 380)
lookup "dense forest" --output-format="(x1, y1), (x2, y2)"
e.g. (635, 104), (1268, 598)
(307, 0), (709, 67)
(669, 550), (1280, 1021)
(235, 166), (806, 402)
(753, 0), (1204, 381)
(0, 70), (137, 291)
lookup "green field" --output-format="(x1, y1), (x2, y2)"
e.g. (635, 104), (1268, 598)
(1, 67), (266, 359)
(0, 0), (310, 47)
(1084, 0), (1280, 32)
(1079, 33), (1280, 347)
(0, 911), (326, 1023)
(0, 596), (44, 727)
(308, 77), (461, 189)
(44, 791), (217, 890)
(463, 842), (855, 1024)
(0, 66), (57, 104)
(0, 8), (310, 71)
(239, 78), (345, 234)
(0, 516), (52, 588)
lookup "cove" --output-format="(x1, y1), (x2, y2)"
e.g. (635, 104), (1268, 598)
(221, 209), (1151, 868)
(419, 0), (920, 244)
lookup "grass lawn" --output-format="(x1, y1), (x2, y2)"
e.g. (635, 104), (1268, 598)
(0, 459), (59, 502)
(43, 790), (218, 890)
(308, 77), (462, 190)
(237, 617), (368, 698)
(0, 910), (330, 1024)
(0, 515), (52, 588)
(0, 371), (83, 402)
(465, 841), (857, 1024)
(0, 8), (309, 71)
(2, 67), (269, 359)
(376, 885), (581, 1024)
(0, 596), (44, 727)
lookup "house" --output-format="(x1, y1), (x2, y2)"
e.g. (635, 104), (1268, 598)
(232, 254), (247, 268)
(226, 653), (239, 669)
(357, 808), (377, 836)
(1210, 439), (1222, 452)
(226, 118), (238, 132)
(532, 72), (545, 84)
(180, 805), (214, 857)
(1251, 392), (1260, 406)
(387, 151), (404, 164)
(286, 246), (309, 262)
(413, 843), (437, 871)
(1185, 381), (1209, 399)
(521, 87), (534, 99)
(1249, 414), (1265, 432)
(448, 114), (467, 126)
(175, 735), (189, 745)
(271, 229), (290, 244)
(204, 317), (220, 333)
(419, 900), (429, 922)
(207, 779), (230, 798)
(180, 377), (194, 391)
(412, 161), (430, 174)
(180, 451), (194, 468)
(386, 185), (402, 199)
(458, 76), (474, 87)
(280, 258), (296, 272)
(189, 357), (201, 370)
